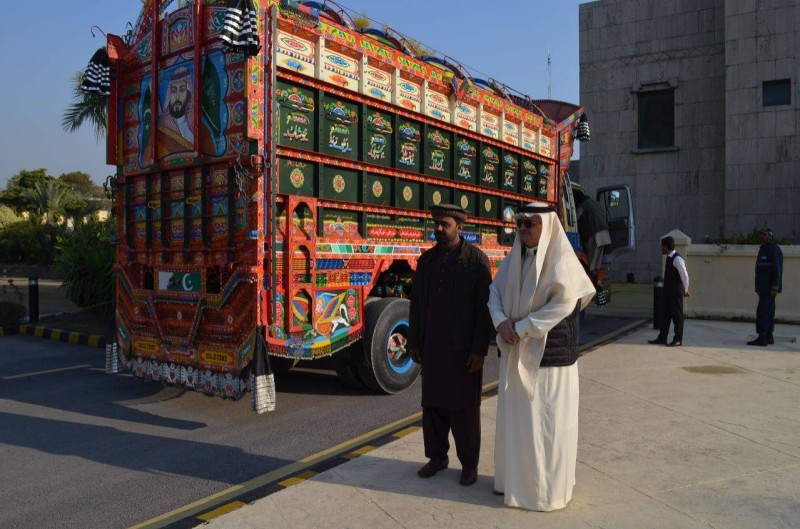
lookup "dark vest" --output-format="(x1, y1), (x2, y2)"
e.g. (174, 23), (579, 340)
(664, 252), (683, 297)
(540, 301), (581, 367)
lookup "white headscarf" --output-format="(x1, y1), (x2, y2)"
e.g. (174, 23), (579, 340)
(491, 209), (596, 399)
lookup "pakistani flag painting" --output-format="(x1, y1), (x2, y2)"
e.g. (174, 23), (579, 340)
(159, 271), (202, 292)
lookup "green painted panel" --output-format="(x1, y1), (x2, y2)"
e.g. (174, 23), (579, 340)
(320, 166), (360, 202)
(318, 207), (361, 238)
(364, 213), (397, 241)
(454, 190), (477, 216)
(423, 126), (452, 177)
(362, 173), (392, 206)
(320, 95), (360, 161)
(537, 163), (550, 199)
(363, 108), (393, 167)
(424, 184), (451, 209)
(275, 81), (316, 150)
(395, 179), (421, 210)
(501, 152), (520, 193)
(278, 157), (316, 196)
(480, 145), (500, 188)
(521, 158), (538, 197)
(395, 120), (422, 174)
(479, 194), (499, 220)
(454, 136), (477, 185)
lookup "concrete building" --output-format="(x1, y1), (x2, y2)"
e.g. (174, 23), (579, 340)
(579, 0), (799, 283)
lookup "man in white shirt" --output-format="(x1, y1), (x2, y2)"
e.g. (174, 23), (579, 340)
(648, 236), (690, 347)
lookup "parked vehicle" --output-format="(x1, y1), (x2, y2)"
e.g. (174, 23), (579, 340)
(98, 0), (633, 400)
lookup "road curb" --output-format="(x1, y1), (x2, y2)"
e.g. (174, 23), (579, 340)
(1, 324), (107, 348)
(0, 325), (20, 337)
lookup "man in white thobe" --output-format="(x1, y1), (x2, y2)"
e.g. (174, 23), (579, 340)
(488, 204), (596, 511)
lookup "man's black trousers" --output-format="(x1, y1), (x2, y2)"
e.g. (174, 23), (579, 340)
(422, 406), (480, 471)
(657, 295), (684, 341)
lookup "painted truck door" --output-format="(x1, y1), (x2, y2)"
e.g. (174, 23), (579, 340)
(597, 185), (635, 263)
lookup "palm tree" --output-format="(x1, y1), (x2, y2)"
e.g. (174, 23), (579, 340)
(22, 181), (73, 227)
(61, 69), (107, 142)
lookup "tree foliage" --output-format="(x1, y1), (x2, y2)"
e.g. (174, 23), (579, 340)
(0, 169), (54, 214)
(0, 205), (21, 229)
(55, 218), (115, 312)
(61, 68), (107, 142)
(22, 181), (73, 226)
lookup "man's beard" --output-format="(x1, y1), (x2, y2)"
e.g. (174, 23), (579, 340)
(170, 101), (186, 118)
(434, 232), (449, 243)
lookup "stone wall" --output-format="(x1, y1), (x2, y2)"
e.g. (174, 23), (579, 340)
(579, 0), (799, 283)
(683, 243), (799, 323)
(723, 0), (800, 240)
(579, 0), (727, 283)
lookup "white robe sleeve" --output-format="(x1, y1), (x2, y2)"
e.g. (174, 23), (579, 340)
(513, 297), (577, 339)
(488, 280), (508, 330)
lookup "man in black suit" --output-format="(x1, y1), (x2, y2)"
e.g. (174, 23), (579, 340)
(649, 236), (690, 347)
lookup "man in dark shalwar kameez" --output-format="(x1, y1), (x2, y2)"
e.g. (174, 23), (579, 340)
(408, 204), (493, 487)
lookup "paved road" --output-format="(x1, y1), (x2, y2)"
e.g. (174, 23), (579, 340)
(0, 313), (643, 529)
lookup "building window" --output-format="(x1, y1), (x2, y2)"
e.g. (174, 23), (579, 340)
(638, 89), (675, 149)
(763, 79), (791, 107)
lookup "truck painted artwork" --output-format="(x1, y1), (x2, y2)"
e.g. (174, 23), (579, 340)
(97, 0), (633, 404)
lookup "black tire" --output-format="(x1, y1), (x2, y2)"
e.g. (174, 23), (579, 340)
(335, 361), (367, 389)
(356, 297), (420, 394)
(269, 355), (298, 375)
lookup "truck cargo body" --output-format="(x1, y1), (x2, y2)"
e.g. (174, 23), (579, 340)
(106, 0), (595, 399)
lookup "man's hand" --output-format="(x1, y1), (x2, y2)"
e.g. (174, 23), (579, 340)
(409, 347), (422, 364)
(771, 288), (779, 298)
(497, 319), (520, 344)
(684, 291), (691, 298)
(466, 354), (484, 373)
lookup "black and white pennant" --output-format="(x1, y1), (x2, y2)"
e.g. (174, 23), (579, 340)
(80, 47), (110, 96)
(220, 0), (261, 56)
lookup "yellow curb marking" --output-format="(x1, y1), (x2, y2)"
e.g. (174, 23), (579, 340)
(51, 329), (62, 341)
(34, 327), (45, 338)
(196, 501), (246, 522)
(392, 426), (421, 438)
(68, 332), (80, 344)
(88, 335), (100, 347)
(343, 445), (376, 460)
(277, 470), (319, 488)
(3, 364), (92, 380)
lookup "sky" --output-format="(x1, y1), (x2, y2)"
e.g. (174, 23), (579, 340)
(0, 0), (590, 187)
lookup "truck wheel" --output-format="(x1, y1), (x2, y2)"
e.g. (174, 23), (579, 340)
(335, 361), (367, 389)
(357, 297), (420, 394)
(269, 356), (299, 375)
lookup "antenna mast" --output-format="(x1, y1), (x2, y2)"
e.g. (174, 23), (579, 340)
(547, 48), (552, 99)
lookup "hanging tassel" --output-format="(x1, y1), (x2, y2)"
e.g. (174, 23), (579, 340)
(576, 113), (591, 142)
(81, 47), (110, 96)
(104, 342), (120, 373)
(250, 331), (276, 413)
(221, 0), (262, 57)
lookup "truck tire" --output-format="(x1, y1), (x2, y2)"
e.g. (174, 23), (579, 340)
(269, 356), (299, 375)
(357, 297), (420, 394)
(335, 361), (367, 389)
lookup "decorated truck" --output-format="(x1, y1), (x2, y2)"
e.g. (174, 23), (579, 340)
(92, 0), (633, 402)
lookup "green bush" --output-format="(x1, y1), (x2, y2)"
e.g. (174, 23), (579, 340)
(54, 219), (115, 312)
(0, 300), (26, 327)
(0, 220), (55, 264)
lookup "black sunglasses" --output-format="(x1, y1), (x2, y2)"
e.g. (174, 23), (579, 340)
(516, 219), (536, 228)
